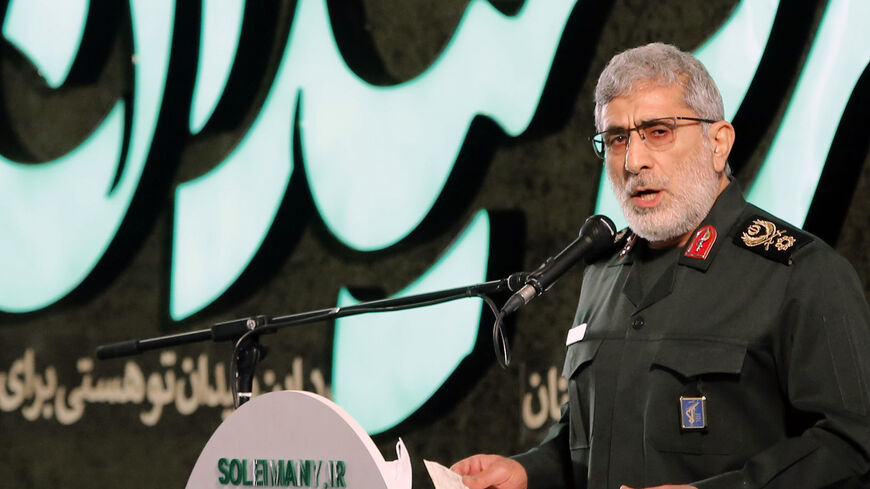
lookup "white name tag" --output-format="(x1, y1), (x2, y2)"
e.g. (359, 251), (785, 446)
(566, 323), (587, 346)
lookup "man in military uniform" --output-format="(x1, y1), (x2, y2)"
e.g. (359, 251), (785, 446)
(451, 43), (870, 488)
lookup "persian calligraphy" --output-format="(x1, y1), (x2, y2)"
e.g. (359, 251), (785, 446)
(0, 349), (329, 426)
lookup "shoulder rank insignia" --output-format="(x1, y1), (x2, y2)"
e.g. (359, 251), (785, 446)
(613, 227), (630, 245)
(733, 215), (813, 264)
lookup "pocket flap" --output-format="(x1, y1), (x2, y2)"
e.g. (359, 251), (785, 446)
(652, 340), (747, 378)
(562, 339), (602, 379)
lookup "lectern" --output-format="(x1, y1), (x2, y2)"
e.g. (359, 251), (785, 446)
(186, 390), (411, 489)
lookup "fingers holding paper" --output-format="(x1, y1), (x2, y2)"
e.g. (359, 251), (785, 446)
(450, 454), (528, 489)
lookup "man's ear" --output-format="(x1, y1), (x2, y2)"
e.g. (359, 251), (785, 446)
(709, 121), (735, 173)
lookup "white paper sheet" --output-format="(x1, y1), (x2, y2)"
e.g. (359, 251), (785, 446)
(423, 459), (469, 489)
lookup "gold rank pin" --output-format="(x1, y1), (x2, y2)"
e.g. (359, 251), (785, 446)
(733, 214), (812, 265)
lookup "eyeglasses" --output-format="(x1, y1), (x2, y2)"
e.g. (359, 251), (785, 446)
(591, 116), (717, 159)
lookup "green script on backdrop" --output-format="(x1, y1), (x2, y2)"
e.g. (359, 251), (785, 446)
(0, 0), (575, 434)
(2, 0), (868, 433)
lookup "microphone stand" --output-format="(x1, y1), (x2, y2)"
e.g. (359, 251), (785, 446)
(96, 275), (523, 408)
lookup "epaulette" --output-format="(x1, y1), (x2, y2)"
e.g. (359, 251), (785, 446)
(613, 227), (631, 247)
(732, 214), (813, 265)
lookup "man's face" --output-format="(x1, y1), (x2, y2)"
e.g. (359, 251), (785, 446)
(601, 83), (724, 245)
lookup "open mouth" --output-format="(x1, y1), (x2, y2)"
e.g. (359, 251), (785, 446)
(630, 187), (663, 207)
(633, 189), (660, 200)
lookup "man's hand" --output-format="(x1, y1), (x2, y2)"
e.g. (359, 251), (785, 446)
(620, 485), (698, 489)
(450, 454), (528, 489)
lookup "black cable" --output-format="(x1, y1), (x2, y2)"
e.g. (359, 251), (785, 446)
(480, 294), (510, 369)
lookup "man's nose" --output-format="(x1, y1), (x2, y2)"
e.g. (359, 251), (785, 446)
(623, 134), (652, 174)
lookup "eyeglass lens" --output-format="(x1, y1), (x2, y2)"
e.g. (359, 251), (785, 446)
(593, 118), (677, 158)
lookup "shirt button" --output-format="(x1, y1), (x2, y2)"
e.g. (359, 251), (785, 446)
(631, 316), (645, 330)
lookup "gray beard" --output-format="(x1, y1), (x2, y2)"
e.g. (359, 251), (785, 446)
(609, 149), (721, 243)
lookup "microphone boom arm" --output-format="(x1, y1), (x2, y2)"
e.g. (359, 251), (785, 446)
(95, 276), (524, 360)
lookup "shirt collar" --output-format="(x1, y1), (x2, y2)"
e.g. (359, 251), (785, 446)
(611, 180), (748, 271)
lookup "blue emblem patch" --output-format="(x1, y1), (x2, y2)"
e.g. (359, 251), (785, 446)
(680, 396), (707, 430)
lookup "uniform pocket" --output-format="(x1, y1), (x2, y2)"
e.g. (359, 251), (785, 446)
(562, 338), (602, 379)
(646, 340), (747, 455)
(652, 340), (747, 378)
(562, 339), (602, 450)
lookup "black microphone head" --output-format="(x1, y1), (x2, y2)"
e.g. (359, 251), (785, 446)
(579, 214), (618, 258)
(507, 214), (618, 312)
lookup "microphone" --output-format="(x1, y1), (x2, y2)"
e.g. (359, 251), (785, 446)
(501, 215), (616, 315)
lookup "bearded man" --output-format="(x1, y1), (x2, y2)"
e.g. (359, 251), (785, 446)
(452, 43), (870, 489)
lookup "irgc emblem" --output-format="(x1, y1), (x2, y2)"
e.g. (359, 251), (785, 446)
(680, 396), (707, 430)
(734, 215), (812, 264)
(741, 219), (796, 251)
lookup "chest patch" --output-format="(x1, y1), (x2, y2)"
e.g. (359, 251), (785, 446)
(680, 396), (707, 429)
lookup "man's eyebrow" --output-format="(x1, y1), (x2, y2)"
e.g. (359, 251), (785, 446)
(602, 117), (669, 132)
(637, 117), (668, 125)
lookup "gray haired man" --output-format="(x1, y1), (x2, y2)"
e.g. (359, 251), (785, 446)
(452, 43), (870, 489)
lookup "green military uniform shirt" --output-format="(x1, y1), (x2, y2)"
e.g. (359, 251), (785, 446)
(514, 182), (870, 488)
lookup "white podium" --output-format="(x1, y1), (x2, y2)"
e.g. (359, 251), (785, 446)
(186, 391), (412, 489)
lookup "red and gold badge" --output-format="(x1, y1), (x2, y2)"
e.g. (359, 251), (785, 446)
(684, 225), (717, 260)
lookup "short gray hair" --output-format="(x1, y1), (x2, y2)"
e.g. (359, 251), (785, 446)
(594, 43), (724, 131)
